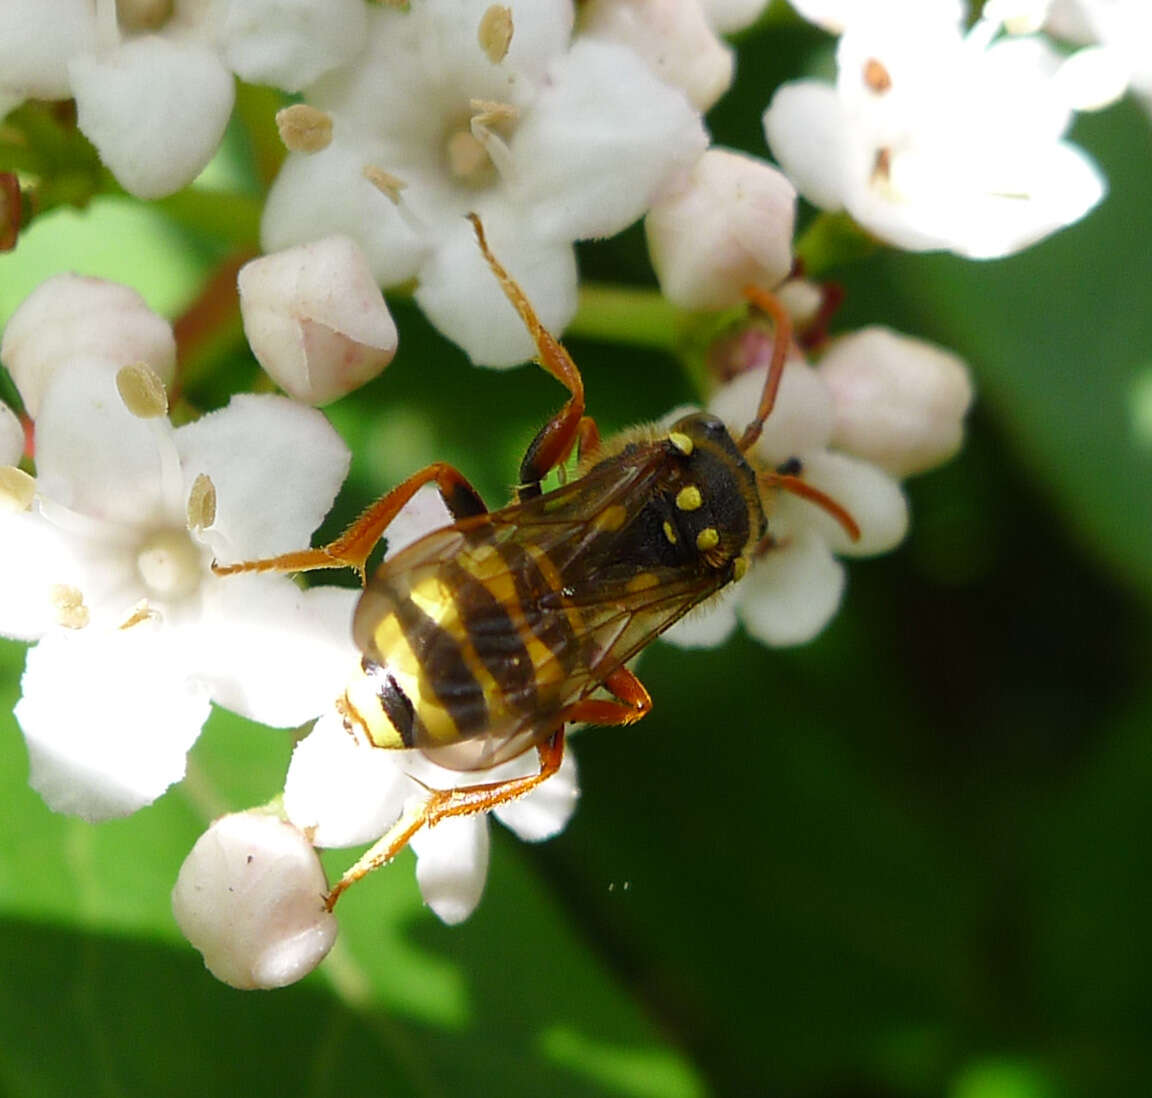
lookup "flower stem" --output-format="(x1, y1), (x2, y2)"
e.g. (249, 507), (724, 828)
(569, 283), (681, 351)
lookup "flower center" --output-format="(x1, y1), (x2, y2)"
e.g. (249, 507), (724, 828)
(445, 129), (497, 187)
(136, 528), (204, 600)
(443, 101), (517, 188)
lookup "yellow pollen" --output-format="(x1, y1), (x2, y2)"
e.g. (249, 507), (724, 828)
(478, 5), (513, 64)
(696, 527), (720, 551)
(0, 466), (35, 513)
(186, 473), (217, 531)
(662, 520), (677, 544)
(276, 104), (333, 154)
(363, 165), (407, 204)
(676, 485), (703, 512)
(116, 363), (168, 419)
(668, 432), (693, 456)
(50, 584), (89, 629)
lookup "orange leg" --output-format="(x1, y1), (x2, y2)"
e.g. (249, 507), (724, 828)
(212, 461), (486, 583)
(468, 213), (593, 497)
(738, 286), (794, 455)
(324, 665), (652, 910)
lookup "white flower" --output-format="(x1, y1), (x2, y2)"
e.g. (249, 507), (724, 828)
(1047, 0), (1152, 112)
(0, 0), (366, 198)
(580, 0), (734, 112)
(238, 235), (399, 406)
(764, 2), (1107, 258)
(0, 286), (357, 818)
(172, 811), (338, 990)
(645, 148), (796, 310)
(261, 0), (707, 367)
(817, 326), (974, 477)
(284, 707), (580, 926)
(0, 401), (24, 467)
(665, 339), (911, 649)
(699, 0), (772, 34)
(0, 274), (177, 418)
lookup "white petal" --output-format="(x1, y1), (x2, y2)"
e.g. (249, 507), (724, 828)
(189, 579), (358, 727)
(739, 529), (845, 647)
(763, 81), (854, 212)
(0, 401), (24, 466)
(646, 148), (795, 310)
(415, 211), (578, 367)
(494, 749), (580, 841)
(382, 484), (454, 560)
(511, 38), (708, 242)
(581, 0), (734, 112)
(219, 0), (366, 91)
(710, 360), (835, 466)
(261, 137), (429, 287)
(0, 0), (97, 100)
(818, 326), (973, 476)
(16, 625), (211, 819)
(660, 595), (739, 649)
(35, 361), (175, 527)
(172, 812), (337, 990)
(700, 0), (771, 34)
(175, 393), (350, 561)
(0, 274), (175, 417)
(410, 813), (490, 926)
(238, 236), (397, 406)
(69, 35), (234, 199)
(0, 512), (93, 640)
(790, 451), (908, 556)
(283, 709), (414, 847)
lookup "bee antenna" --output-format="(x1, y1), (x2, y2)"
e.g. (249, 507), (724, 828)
(737, 287), (792, 454)
(758, 471), (861, 543)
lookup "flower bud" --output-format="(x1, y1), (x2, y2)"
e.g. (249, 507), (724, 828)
(0, 275), (176, 416)
(238, 236), (398, 406)
(0, 400), (24, 466)
(817, 326), (973, 477)
(172, 812), (338, 990)
(646, 149), (796, 310)
(581, 0), (734, 111)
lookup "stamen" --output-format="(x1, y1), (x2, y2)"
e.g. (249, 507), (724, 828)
(117, 363), (169, 419)
(276, 105), (333, 154)
(478, 5), (513, 64)
(863, 58), (892, 93)
(50, 584), (90, 629)
(0, 466), (35, 513)
(186, 473), (217, 531)
(119, 599), (158, 630)
(362, 165), (408, 205)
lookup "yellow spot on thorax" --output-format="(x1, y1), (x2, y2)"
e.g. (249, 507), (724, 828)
(668, 432), (693, 456)
(676, 485), (702, 512)
(696, 527), (720, 551)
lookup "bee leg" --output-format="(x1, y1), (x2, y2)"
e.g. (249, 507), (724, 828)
(467, 213), (594, 498)
(212, 461), (486, 582)
(324, 730), (568, 911)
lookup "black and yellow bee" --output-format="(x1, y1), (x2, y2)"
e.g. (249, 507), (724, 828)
(216, 215), (857, 907)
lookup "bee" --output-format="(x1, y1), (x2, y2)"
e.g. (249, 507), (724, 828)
(215, 215), (857, 908)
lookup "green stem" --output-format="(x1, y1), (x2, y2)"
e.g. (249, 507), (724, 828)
(569, 283), (681, 351)
(793, 211), (880, 277)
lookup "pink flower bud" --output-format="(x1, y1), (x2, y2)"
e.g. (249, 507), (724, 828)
(646, 148), (796, 310)
(239, 236), (398, 406)
(581, 0), (734, 111)
(0, 275), (176, 416)
(172, 812), (338, 990)
(817, 326), (973, 477)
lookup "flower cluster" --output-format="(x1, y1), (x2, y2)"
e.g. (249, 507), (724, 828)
(0, 0), (1124, 989)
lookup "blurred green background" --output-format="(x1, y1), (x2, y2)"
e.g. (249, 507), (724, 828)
(2, 14), (1152, 1098)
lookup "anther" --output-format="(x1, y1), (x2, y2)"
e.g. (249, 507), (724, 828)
(50, 584), (90, 629)
(864, 58), (892, 93)
(0, 466), (35, 513)
(187, 473), (217, 531)
(276, 104), (333, 154)
(362, 165), (407, 205)
(478, 5), (513, 64)
(676, 485), (703, 512)
(116, 363), (169, 419)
